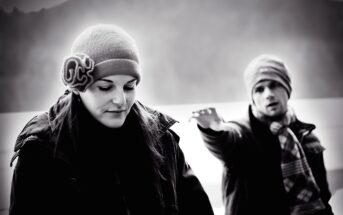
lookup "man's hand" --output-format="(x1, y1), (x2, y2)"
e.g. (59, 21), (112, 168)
(190, 107), (225, 131)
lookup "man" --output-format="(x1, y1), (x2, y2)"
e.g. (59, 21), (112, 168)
(192, 54), (333, 215)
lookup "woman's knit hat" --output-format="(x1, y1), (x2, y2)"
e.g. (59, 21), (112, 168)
(244, 54), (292, 98)
(61, 24), (140, 92)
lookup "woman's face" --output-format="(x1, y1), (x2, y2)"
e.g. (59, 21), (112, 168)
(252, 80), (289, 119)
(79, 75), (137, 128)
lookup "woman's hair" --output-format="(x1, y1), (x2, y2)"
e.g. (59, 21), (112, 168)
(131, 102), (166, 206)
(131, 102), (165, 169)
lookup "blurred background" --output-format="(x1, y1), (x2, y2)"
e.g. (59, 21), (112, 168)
(0, 0), (343, 214)
(0, 0), (343, 112)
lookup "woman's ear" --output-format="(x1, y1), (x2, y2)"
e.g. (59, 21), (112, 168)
(71, 89), (80, 95)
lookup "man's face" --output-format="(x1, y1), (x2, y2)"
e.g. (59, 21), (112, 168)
(252, 80), (289, 119)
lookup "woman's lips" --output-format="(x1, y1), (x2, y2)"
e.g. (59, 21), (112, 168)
(107, 110), (125, 113)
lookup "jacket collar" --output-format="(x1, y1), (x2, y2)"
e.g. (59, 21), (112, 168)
(47, 91), (177, 162)
(50, 93), (175, 134)
(12, 90), (177, 166)
(238, 105), (316, 138)
(49, 91), (177, 136)
(133, 100), (177, 138)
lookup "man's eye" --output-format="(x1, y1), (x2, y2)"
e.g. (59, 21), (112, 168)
(254, 86), (264, 93)
(269, 82), (280, 89)
(269, 82), (276, 89)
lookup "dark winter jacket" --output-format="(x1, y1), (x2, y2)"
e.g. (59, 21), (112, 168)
(199, 105), (333, 215)
(10, 92), (214, 215)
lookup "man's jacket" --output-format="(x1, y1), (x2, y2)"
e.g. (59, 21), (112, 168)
(199, 106), (333, 215)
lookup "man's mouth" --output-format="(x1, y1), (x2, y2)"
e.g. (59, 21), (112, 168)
(267, 102), (278, 108)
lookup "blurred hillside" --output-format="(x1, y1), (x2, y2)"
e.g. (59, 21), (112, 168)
(1, 0), (343, 112)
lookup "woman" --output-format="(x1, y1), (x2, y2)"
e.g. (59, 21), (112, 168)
(10, 24), (214, 215)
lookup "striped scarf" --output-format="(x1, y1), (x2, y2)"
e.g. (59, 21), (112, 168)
(269, 109), (325, 215)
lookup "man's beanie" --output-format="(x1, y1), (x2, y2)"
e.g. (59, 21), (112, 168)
(243, 54), (292, 98)
(61, 24), (140, 92)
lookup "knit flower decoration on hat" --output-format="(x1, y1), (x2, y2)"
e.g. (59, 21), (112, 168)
(61, 53), (95, 92)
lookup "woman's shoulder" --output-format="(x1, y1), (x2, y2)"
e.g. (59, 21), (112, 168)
(11, 112), (53, 166)
(135, 101), (178, 134)
(164, 128), (180, 143)
(134, 102), (180, 146)
(16, 112), (51, 145)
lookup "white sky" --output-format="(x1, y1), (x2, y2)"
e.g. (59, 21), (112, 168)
(0, 0), (67, 12)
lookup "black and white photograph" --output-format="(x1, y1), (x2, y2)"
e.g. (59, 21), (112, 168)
(0, 0), (343, 214)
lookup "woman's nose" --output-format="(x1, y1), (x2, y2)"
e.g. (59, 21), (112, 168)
(111, 90), (125, 105)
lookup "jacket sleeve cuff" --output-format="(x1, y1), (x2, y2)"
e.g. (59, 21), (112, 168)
(197, 124), (224, 136)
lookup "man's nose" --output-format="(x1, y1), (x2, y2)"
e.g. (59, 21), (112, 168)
(264, 87), (275, 99)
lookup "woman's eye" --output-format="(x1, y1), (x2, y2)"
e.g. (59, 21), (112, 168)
(98, 86), (112, 91)
(124, 84), (136, 91)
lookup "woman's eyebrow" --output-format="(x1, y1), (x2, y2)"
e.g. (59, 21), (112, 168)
(97, 78), (113, 83)
(96, 78), (137, 84)
(127, 79), (137, 84)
